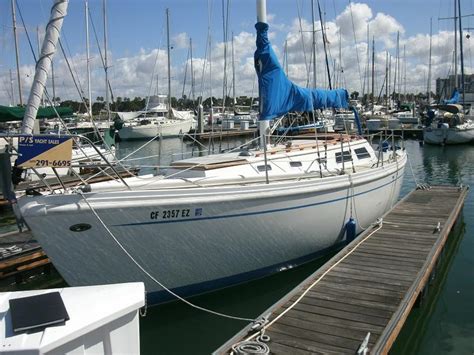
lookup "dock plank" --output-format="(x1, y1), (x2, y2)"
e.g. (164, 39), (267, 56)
(215, 185), (468, 355)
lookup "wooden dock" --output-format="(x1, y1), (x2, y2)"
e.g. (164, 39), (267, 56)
(185, 128), (258, 141)
(0, 230), (50, 283)
(215, 185), (468, 354)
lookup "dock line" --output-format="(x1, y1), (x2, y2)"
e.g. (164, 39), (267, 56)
(234, 218), (384, 352)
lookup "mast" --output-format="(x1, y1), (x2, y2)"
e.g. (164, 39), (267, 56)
(427, 17), (433, 104)
(454, 0), (458, 88)
(393, 32), (398, 104)
(166, 8), (172, 116)
(103, 0), (110, 121)
(9, 69), (15, 106)
(51, 61), (56, 105)
(256, 0), (270, 150)
(371, 37), (375, 110)
(85, 0), (92, 117)
(231, 32), (236, 107)
(22, 0), (69, 134)
(317, 0), (332, 89)
(388, 54), (391, 108)
(397, 31), (401, 102)
(284, 39), (289, 76)
(311, 0), (317, 88)
(458, 0), (465, 105)
(11, 0), (23, 106)
(36, 26), (44, 107)
(221, 0), (228, 113)
(385, 51), (389, 109)
(364, 23), (369, 101)
(403, 45), (406, 100)
(190, 37), (195, 103)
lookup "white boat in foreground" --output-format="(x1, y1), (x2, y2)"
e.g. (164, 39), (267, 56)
(12, 0), (407, 306)
(0, 283), (144, 354)
(18, 134), (406, 304)
(423, 104), (474, 145)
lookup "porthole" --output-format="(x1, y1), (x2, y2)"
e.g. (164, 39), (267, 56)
(69, 223), (92, 232)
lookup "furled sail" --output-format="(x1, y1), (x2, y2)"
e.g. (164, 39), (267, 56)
(254, 22), (349, 120)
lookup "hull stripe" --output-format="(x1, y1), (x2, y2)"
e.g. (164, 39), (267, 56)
(113, 167), (404, 227)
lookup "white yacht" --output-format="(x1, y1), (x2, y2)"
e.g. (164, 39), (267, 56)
(115, 95), (194, 140)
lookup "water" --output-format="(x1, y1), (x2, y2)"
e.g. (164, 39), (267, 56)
(1, 139), (473, 354)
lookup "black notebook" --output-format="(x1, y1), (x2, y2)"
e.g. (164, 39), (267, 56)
(9, 292), (70, 333)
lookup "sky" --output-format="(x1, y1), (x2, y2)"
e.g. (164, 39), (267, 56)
(1, 0), (474, 105)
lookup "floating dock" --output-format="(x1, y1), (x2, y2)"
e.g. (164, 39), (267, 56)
(215, 185), (468, 354)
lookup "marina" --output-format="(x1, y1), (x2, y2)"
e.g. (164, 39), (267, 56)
(1, 0), (474, 354)
(215, 185), (468, 354)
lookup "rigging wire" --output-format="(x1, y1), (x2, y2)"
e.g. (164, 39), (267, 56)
(88, 7), (115, 103)
(349, 1), (364, 94)
(296, 0), (311, 87)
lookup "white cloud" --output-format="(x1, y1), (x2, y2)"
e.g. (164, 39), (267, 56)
(172, 32), (189, 50)
(2, 2), (471, 105)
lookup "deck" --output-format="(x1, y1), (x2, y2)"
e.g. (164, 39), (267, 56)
(215, 185), (468, 354)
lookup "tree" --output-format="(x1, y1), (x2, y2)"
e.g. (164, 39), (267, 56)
(350, 91), (359, 100)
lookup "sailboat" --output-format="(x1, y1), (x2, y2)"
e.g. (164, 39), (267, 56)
(115, 95), (194, 140)
(114, 9), (194, 140)
(15, 0), (406, 305)
(424, 0), (474, 145)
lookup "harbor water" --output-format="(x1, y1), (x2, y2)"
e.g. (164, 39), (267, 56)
(0, 138), (473, 354)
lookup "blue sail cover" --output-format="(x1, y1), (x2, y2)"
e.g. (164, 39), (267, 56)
(444, 89), (460, 104)
(254, 22), (349, 120)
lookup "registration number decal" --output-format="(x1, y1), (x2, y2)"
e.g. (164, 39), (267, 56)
(150, 208), (194, 220)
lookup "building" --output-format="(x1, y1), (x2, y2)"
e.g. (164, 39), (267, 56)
(436, 74), (474, 103)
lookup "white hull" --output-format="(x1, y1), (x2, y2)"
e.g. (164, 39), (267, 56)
(423, 126), (474, 145)
(19, 154), (405, 304)
(118, 119), (193, 140)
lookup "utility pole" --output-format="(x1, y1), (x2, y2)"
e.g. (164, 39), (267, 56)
(11, 0), (23, 106)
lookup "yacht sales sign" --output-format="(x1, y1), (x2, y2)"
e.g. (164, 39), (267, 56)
(17, 135), (73, 168)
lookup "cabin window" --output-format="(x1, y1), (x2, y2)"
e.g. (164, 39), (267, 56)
(335, 151), (352, 163)
(257, 165), (272, 172)
(289, 161), (302, 167)
(354, 147), (371, 159)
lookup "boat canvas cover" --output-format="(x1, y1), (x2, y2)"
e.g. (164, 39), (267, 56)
(0, 105), (73, 123)
(444, 89), (460, 104)
(254, 22), (348, 120)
